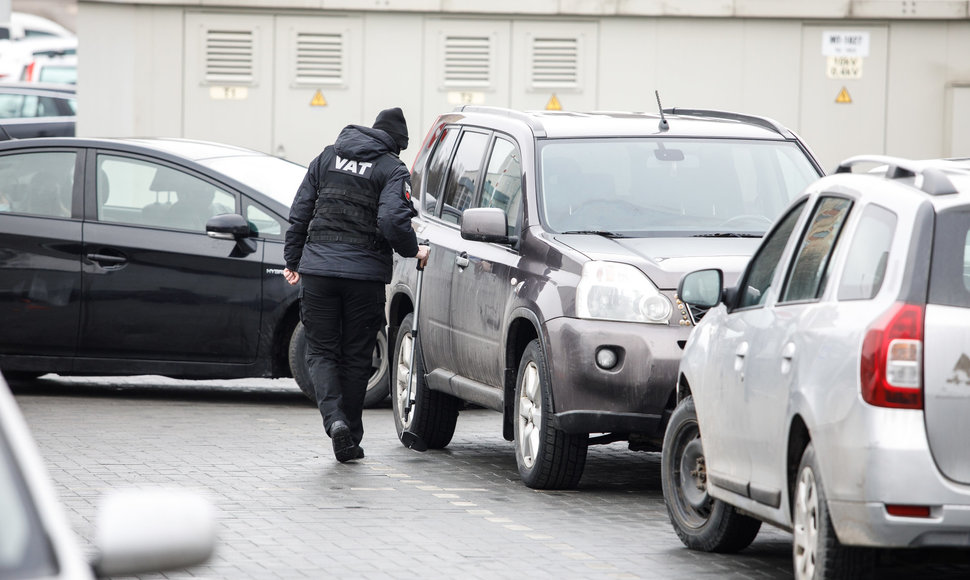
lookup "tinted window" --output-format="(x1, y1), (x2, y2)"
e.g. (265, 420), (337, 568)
(245, 201), (284, 237)
(929, 209), (970, 308)
(539, 138), (819, 235)
(736, 200), (807, 309)
(0, 151), (75, 217)
(440, 130), (488, 225)
(838, 205), (896, 301)
(97, 154), (236, 232)
(480, 136), (522, 235)
(781, 197), (852, 303)
(423, 127), (459, 214)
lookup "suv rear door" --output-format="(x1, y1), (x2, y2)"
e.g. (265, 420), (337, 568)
(447, 133), (524, 389)
(924, 207), (970, 484)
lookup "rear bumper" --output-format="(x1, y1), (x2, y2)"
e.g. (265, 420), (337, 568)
(543, 316), (688, 435)
(823, 408), (970, 547)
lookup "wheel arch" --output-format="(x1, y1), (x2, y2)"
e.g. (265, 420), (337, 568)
(386, 287), (414, 355)
(502, 309), (542, 441)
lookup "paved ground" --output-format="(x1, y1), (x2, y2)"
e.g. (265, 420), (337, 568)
(11, 375), (970, 579)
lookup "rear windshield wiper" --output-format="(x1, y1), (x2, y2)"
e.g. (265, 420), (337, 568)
(692, 232), (762, 238)
(560, 230), (628, 238)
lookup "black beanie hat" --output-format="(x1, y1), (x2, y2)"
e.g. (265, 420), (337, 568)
(373, 107), (409, 150)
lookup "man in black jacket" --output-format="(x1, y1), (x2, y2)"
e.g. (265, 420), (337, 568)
(283, 107), (429, 462)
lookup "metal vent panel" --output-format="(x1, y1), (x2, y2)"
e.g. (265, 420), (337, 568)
(205, 29), (254, 84)
(443, 35), (492, 88)
(295, 32), (344, 85)
(531, 37), (579, 89)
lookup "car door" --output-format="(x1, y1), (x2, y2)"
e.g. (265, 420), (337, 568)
(0, 148), (82, 360)
(448, 133), (524, 388)
(77, 149), (264, 365)
(698, 200), (808, 498)
(742, 196), (853, 508)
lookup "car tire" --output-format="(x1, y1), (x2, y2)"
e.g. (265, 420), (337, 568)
(390, 313), (459, 449)
(513, 339), (588, 490)
(288, 321), (390, 408)
(792, 443), (874, 580)
(1, 371), (43, 383)
(661, 396), (762, 553)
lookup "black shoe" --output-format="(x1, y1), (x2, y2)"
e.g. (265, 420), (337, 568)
(329, 421), (356, 463)
(353, 446), (365, 460)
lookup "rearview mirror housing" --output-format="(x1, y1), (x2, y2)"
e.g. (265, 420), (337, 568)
(678, 269), (724, 309)
(461, 207), (510, 244)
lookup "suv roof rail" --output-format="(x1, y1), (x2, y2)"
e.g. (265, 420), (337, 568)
(452, 105), (547, 137)
(835, 155), (959, 196)
(662, 108), (789, 137)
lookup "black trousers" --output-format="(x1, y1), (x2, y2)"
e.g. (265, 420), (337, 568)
(300, 274), (385, 446)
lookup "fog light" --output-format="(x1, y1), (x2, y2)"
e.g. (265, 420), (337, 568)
(596, 348), (618, 370)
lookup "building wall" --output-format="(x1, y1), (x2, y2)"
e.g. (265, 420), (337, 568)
(77, 2), (970, 170)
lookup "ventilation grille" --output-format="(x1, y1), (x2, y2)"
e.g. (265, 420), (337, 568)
(205, 29), (254, 84)
(443, 35), (491, 88)
(295, 32), (344, 85)
(531, 37), (579, 88)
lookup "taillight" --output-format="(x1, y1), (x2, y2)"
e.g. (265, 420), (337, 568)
(860, 302), (923, 409)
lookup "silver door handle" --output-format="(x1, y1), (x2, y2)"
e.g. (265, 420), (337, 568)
(456, 253), (469, 268)
(782, 343), (796, 361)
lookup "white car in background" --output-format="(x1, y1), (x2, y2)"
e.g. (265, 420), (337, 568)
(0, 14), (75, 82)
(0, 373), (216, 578)
(665, 156), (970, 579)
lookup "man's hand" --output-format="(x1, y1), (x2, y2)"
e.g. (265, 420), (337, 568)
(283, 268), (300, 285)
(415, 245), (430, 269)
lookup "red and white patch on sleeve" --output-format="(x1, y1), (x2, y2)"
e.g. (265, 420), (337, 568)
(404, 183), (412, 201)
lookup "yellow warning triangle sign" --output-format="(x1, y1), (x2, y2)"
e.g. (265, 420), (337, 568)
(545, 94), (562, 111)
(310, 90), (328, 107)
(835, 87), (852, 104)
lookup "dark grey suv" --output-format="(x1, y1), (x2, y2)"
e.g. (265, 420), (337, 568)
(388, 105), (823, 489)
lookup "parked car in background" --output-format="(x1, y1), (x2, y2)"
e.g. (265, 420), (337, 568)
(0, 82), (75, 139)
(20, 53), (76, 84)
(665, 156), (970, 579)
(0, 14), (75, 81)
(0, 138), (389, 406)
(0, 372), (216, 579)
(388, 105), (823, 489)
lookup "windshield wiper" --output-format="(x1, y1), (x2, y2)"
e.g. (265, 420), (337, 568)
(692, 232), (762, 238)
(560, 230), (627, 238)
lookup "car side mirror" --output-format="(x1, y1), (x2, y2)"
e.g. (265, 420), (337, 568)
(461, 207), (510, 244)
(678, 269), (724, 309)
(92, 488), (216, 577)
(206, 213), (250, 240)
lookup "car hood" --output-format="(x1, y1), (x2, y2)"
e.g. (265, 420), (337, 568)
(553, 234), (761, 289)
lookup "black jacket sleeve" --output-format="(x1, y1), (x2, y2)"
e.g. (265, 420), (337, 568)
(376, 161), (419, 258)
(283, 152), (324, 270)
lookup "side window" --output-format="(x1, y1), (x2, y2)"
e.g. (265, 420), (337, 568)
(781, 197), (852, 303)
(838, 205), (897, 301)
(422, 127), (459, 215)
(245, 201), (284, 237)
(440, 130), (489, 225)
(0, 93), (24, 118)
(97, 155), (236, 233)
(480, 136), (522, 235)
(0, 151), (76, 218)
(736, 200), (807, 309)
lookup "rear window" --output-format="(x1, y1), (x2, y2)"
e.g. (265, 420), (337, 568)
(929, 209), (970, 308)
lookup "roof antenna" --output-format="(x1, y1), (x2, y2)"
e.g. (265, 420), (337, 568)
(655, 90), (669, 131)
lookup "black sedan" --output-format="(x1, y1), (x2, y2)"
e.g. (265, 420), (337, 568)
(0, 137), (389, 406)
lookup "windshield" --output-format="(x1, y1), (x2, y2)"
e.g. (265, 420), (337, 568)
(200, 155), (307, 207)
(0, 429), (58, 579)
(538, 138), (820, 237)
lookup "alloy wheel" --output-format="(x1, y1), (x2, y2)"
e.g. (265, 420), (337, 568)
(670, 420), (713, 528)
(517, 360), (541, 468)
(793, 466), (820, 580)
(395, 331), (416, 429)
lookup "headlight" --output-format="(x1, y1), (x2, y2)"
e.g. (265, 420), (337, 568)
(576, 261), (672, 324)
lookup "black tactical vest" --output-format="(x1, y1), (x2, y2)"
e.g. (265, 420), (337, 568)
(307, 149), (395, 250)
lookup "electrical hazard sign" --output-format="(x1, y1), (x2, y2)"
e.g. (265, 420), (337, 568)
(310, 90), (328, 107)
(835, 87), (852, 104)
(545, 94), (562, 111)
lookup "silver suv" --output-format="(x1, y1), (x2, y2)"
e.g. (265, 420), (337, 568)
(389, 105), (822, 489)
(667, 157), (970, 578)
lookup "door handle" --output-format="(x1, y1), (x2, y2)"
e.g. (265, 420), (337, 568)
(734, 342), (748, 374)
(455, 252), (469, 269)
(86, 252), (127, 268)
(781, 342), (796, 375)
